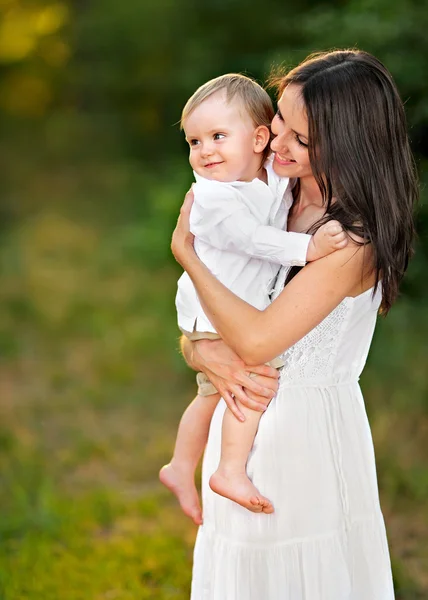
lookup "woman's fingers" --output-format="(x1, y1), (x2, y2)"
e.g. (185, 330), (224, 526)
(251, 374), (280, 395)
(234, 373), (275, 398)
(220, 384), (267, 420)
(221, 389), (245, 421)
(181, 188), (195, 215)
(231, 385), (268, 413)
(233, 366), (279, 398)
(245, 363), (279, 379)
(171, 188), (196, 265)
(231, 372), (281, 413)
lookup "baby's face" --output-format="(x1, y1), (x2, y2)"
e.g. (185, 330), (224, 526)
(183, 92), (261, 182)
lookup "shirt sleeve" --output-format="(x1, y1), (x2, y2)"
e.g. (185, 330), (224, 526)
(190, 181), (310, 266)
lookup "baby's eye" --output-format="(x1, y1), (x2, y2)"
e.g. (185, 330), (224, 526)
(189, 139), (200, 146)
(213, 133), (226, 141)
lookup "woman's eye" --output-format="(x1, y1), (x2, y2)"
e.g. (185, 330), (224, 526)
(213, 133), (225, 140)
(295, 134), (308, 148)
(275, 109), (284, 122)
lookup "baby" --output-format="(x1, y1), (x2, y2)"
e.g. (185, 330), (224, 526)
(160, 74), (347, 525)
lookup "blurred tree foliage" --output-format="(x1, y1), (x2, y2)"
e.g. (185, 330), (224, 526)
(2, 0), (428, 149)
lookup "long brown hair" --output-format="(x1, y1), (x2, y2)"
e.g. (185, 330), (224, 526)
(273, 50), (418, 314)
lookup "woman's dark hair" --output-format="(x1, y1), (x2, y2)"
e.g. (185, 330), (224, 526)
(272, 50), (418, 314)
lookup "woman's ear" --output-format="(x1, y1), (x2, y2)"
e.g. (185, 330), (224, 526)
(253, 125), (270, 154)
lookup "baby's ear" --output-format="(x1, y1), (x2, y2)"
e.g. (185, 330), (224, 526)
(253, 125), (270, 154)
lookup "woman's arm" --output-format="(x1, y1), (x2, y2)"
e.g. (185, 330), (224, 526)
(172, 193), (373, 366)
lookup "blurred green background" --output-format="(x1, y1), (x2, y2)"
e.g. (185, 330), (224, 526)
(0, 1), (427, 598)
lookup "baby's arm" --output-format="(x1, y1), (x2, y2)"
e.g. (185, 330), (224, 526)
(306, 221), (348, 261)
(191, 184), (346, 266)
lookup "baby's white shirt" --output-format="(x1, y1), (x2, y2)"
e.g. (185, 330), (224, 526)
(176, 158), (311, 334)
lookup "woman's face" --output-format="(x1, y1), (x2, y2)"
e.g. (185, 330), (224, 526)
(270, 84), (313, 180)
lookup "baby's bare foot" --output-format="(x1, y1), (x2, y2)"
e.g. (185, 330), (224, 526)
(209, 469), (274, 514)
(159, 463), (203, 525)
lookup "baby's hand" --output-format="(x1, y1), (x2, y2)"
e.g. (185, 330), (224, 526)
(306, 220), (348, 262)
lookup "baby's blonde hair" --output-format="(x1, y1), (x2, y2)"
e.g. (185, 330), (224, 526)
(181, 73), (274, 162)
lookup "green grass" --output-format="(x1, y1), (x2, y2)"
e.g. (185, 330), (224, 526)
(0, 171), (427, 598)
(0, 483), (194, 599)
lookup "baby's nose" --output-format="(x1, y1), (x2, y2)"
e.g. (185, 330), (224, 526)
(200, 142), (214, 157)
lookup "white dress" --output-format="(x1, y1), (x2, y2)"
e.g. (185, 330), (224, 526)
(191, 267), (395, 600)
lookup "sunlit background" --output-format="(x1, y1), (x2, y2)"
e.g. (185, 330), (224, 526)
(0, 1), (427, 598)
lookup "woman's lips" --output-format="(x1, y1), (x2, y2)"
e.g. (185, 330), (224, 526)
(274, 154), (296, 166)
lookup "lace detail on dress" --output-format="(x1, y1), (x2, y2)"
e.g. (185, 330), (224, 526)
(279, 300), (350, 386)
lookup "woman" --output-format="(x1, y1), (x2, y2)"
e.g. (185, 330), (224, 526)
(172, 50), (417, 599)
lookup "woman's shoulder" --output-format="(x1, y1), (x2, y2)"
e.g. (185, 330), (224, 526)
(316, 236), (375, 296)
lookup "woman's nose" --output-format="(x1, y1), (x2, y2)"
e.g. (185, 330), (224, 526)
(270, 132), (288, 154)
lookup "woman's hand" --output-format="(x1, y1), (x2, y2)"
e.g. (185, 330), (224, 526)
(192, 339), (280, 421)
(171, 188), (196, 268)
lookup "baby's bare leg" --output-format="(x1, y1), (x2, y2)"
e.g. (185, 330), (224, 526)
(159, 392), (220, 525)
(209, 395), (274, 514)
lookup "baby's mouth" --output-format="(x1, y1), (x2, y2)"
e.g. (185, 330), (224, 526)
(204, 161), (224, 168)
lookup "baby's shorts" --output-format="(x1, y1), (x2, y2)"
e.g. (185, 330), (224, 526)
(181, 328), (284, 397)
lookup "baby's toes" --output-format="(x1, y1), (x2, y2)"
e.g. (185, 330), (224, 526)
(250, 496), (262, 506)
